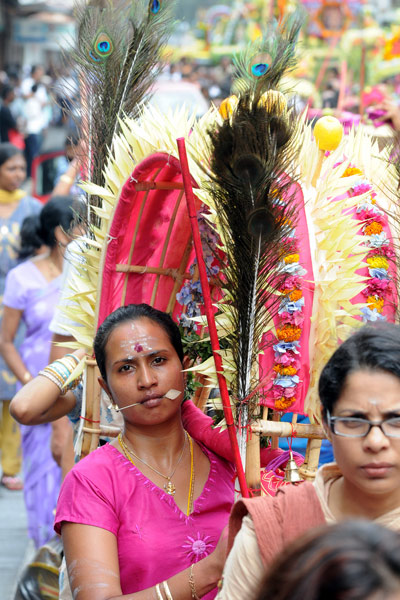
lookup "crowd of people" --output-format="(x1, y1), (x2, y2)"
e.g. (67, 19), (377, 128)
(2, 47), (400, 600)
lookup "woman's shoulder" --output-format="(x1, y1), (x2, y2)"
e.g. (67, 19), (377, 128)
(19, 195), (42, 215)
(69, 444), (121, 477)
(5, 258), (38, 287)
(64, 444), (126, 488)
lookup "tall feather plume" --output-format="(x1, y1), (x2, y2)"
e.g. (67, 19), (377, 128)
(202, 10), (305, 461)
(65, 0), (174, 220)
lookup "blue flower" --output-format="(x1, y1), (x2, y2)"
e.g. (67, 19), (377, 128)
(274, 375), (300, 387)
(365, 233), (388, 248)
(273, 341), (300, 354)
(278, 298), (304, 314)
(360, 306), (386, 322)
(368, 268), (390, 280)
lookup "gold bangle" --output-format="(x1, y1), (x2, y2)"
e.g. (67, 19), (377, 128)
(189, 564), (200, 600)
(60, 174), (73, 184)
(155, 583), (164, 600)
(22, 371), (32, 384)
(163, 581), (173, 600)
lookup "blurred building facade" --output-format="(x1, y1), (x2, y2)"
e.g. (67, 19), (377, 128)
(0, 0), (75, 71)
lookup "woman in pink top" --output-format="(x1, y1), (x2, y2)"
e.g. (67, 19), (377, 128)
(54, 303), (235, 599)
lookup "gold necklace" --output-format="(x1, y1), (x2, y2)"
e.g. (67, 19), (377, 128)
(187, 435), (195, 515)
(118, 432), (187, 497)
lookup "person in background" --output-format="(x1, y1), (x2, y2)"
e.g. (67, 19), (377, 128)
(216, 322), (400, 599)
(0, 142), (41, 491)
(22, 83), (46, 179)
(255, 520), (400, 600)
(0, 86), (18, 143)
(0, 195), (83, 547)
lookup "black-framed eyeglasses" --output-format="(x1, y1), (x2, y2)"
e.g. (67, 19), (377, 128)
(327, 410), (400, 439)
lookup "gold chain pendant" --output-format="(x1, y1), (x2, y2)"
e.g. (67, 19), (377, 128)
(164, 479), (176, 496)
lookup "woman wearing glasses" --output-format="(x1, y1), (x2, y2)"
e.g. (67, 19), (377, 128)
(216, 322), (400, 600)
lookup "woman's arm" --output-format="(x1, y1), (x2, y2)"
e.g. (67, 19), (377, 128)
(9, 348), (85, 424)
(0, 305), (31, 384)
(216, 515), (264, 600)
(10, 374), (77, 424)
(62, 522), (227, 600)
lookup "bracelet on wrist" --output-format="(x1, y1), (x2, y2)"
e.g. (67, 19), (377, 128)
(21, 371), (32, 384)
(189, 564), (200, 600)
(38, 354), (82, 395)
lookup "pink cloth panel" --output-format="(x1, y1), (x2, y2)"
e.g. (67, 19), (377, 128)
(260, 181), (314, 414)
(97, 153), (200, 329)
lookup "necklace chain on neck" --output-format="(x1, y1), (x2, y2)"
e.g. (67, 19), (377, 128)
(118, 432), (188, 496)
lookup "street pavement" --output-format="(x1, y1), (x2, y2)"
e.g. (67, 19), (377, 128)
(0, 484), (33, 599)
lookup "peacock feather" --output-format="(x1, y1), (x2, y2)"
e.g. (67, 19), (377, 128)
(64, 0), (174, 220)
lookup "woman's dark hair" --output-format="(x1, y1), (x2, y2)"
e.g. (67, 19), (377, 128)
(93, 303), (184, 381)
(18, 195), (82, 259)
(256, 520), (400, 600)
(318, 322), (400, 417)
(0, 142), (24, 167)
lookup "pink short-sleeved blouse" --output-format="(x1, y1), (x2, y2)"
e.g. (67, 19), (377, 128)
(55, 442), (235, 597)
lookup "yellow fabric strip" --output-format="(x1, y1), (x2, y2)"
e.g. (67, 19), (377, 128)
(0, 189), (26, 204)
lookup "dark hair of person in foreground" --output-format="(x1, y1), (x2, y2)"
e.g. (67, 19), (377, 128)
(255, 519), (400, 600)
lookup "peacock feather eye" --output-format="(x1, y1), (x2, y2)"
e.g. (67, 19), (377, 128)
(149, 0), (161, 14)
(88, 49), (102, 63)
(93, 32), (113, 58)
(251, 63), (268, 76)
(249, 53), (272, 78)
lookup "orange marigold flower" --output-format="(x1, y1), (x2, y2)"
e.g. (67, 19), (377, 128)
(364, 221), (383, 236)
(289, 289), (303, 302)
(366, 256), (389, 270)
(367, 295), (384, 313)
(277, 324), (302, 342)
(284, 254), (299, 264)
(274, 397), (296, 410)
(273, 365), (297, 376)
(341, 166), (363, 177)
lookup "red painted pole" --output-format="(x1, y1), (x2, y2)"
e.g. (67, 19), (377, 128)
(176, 137), (249, 498)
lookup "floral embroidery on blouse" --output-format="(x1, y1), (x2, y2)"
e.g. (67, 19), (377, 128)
(182, 532), (214, 562)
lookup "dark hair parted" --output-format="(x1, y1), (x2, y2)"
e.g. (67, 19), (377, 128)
(93, 304), (184, 381)
(18, 195), (82, 260)
(0, 142), (24, 167)
(318, 322), (400, 417)
(256, 520), (400, 600)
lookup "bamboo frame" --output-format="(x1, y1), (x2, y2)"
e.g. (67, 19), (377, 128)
(150, 190), (184, 306)
(299, 439), (323, 481)
(192, 375), (212, 412)
(252, 420), (325, 439)
(80, 359), (102, 458)
(120, 169), (161, 306)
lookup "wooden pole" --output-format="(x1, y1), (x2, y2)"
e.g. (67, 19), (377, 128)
(252, 419), (325, 439)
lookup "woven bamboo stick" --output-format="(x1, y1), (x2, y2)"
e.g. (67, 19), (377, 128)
(133, 181), (184, 191)
(115, 264), (191, 279)
(246, 430), (261, 491)
(193, 375), (212, 412)
(166, 237), (193, 313)
(81, 360), (101, 457)
(120, 169), (161, 305)
(82, 425), (121, 437)
(270, 411), (280, 450)
(252, 420), (325, 439)
(150, 190), (184, 306)
(299, 438), (322, 481)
